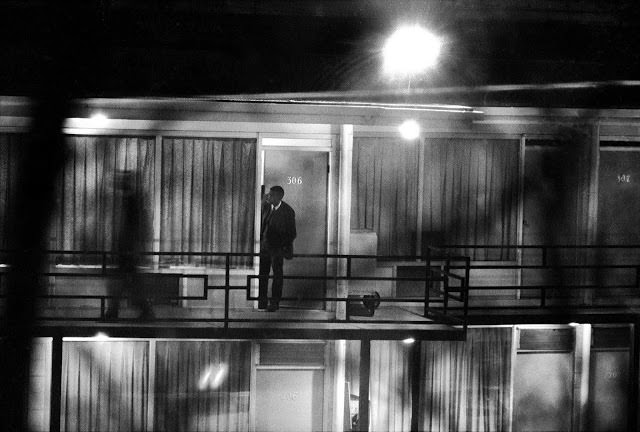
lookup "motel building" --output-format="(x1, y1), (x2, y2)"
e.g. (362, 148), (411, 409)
(1, 1), (640, 432)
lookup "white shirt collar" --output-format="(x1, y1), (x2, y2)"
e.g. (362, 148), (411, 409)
(272, 201), (282, 211)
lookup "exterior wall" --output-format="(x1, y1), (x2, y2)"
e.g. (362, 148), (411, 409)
(3, 98), (640, 310)
(23, 325), (633, 431)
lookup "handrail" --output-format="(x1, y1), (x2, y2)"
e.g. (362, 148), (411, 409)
(0, 249), (470, 330)
(1, 244), (638, 324)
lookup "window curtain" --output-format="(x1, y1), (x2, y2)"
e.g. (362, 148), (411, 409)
(0, 133), (27, 250)
(160, 138), (256, 267)
(419, 328), (512, 432)
(369, 340), (412, 431)
(422, 138), (519, 260)
(61, 341), (150, 432)
(52, 135), (156, 263)
(153, 341), (251, 432)
(351, 137), (420, 256)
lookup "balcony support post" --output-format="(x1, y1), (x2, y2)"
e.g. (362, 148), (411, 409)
(337, 124), (353, 320)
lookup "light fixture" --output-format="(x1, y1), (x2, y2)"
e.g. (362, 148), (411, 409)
(399, 119), (420, 140)
(403, 337), (415, 344)
(383, 25), (442, 77)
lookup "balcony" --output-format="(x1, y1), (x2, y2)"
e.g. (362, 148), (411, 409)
(0, 248), (470, 341)
(2, 244), (638, 339)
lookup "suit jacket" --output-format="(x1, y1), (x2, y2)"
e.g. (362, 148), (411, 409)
(261, 200), (296, 250)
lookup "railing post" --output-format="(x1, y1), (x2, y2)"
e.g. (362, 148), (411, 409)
(464, 257), (470, 332)
(344, 256), (352, 322)
(443, 258), (450, 314)
(423, 248), (431, 318)
(540, 246), (547, 308)
(224, 255), (230, 329)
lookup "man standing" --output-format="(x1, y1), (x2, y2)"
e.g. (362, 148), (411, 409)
(259, 185), (296, 311)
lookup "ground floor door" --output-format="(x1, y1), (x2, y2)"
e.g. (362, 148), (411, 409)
(255, 368), (324, 432)
(263, 148), (328, 309)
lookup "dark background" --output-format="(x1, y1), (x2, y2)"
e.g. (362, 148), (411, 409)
(2, 0), (640, 107)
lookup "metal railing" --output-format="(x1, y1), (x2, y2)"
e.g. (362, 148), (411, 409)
(432, 244), (640, 309)
(0, 248), (470, 330)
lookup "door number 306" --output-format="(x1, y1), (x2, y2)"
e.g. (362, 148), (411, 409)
(287, 176), (303, 185)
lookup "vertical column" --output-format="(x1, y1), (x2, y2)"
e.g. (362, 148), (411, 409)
(410, 341), (421, 432)
(416, 142), (425, 257)
(147, 339), (156, 430)
(584, 123), (600, 305)
(572, 324), (591, 432)
(337, 125), (353, 320)
(49, 336), (63, 432)
(516, 135), (526, 298)
(153, 135), (162, 269)
(358, 338), (370, 432)
(631, 320), (640, 432)
(332, 340), (347, 432)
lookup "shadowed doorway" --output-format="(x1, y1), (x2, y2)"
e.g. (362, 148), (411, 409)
(263, 145), (329, 309)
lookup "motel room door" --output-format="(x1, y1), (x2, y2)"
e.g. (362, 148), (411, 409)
(263, 144), (329, 309)
(596, 147), (640, 292)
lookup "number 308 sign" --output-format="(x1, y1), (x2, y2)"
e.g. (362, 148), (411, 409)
(287, 176), (303, 185)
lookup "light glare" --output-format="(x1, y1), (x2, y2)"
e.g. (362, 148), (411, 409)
(399, 119), (420, 140)
(198, 364), (228, 390)
(89, 113), (108, 128)
(403, 337), (416, 344)
(93, 332), (109, 341)
(383, 25), (442, 76)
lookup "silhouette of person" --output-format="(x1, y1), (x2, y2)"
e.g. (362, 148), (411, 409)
(259, 185), (296, 311)
(105, 170), (154, 320)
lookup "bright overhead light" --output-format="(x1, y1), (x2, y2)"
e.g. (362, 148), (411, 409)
(399, 119), (420, 140)
(383, 25), (442, 77)
(403, 337), (415, 344)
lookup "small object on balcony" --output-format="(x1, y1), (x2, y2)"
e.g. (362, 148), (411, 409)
(347, 292), (381, 317)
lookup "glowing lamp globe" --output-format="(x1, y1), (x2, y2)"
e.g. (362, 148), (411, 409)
(383, 25), (442, 77)
(399, 119), (420, 140)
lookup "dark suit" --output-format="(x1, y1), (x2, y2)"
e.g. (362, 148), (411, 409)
(259, 200), (296, 308)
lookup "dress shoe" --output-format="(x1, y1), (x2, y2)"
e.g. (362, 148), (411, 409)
(267, 303), (279, 312)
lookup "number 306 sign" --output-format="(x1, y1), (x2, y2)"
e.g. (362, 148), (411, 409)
(287, 176), (303, 185)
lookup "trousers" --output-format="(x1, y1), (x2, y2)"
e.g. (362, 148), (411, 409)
(258, 247), (284, 308)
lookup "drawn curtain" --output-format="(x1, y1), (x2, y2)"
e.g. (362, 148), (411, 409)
(369, 340), (413, 432)
(160, 138), (256, 266)
(422, 138), (520, 260)
(61, 341), (150, 431)
(0, 133), (27, 250)
(52, 135), (156, 263)
(153, 341), (251, 432)
(351, 137), (420, 256)
(419, 327), (512, 432)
